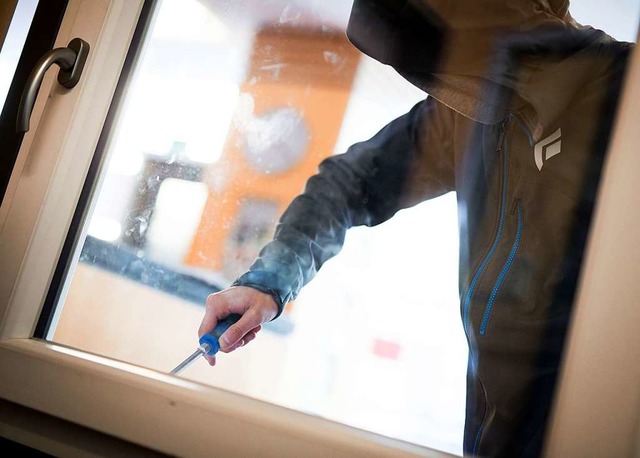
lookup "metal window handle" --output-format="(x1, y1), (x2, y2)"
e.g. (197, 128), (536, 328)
(16, 37), (90, 133)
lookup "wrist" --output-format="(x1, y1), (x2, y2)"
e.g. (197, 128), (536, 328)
(230, 279), (288, 320)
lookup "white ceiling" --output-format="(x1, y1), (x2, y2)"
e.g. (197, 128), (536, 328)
(199, 0), (355, 32)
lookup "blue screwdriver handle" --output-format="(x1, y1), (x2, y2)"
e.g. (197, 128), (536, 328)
(198, 313), (242, 356)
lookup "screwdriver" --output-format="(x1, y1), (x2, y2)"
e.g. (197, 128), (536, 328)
(170, 314), (241, 375)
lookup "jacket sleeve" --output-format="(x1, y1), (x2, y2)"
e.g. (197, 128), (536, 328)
(232, 96), (456, 317)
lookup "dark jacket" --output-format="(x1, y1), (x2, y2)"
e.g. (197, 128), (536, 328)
(234, 1), (632, 455)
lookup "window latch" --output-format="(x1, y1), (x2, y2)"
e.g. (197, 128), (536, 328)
(16, 37), (90, 133)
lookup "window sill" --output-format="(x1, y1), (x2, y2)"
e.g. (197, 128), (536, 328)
(0, 338), (450, 457)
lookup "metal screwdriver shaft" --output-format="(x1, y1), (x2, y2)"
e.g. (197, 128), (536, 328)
(170, 344), (211, 375)
(170, 314), (242, 376)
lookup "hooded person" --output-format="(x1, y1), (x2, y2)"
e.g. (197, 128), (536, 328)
(219, 1), (633, 456)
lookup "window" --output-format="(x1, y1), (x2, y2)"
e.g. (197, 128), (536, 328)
(1, 0), (639, 456)
(41, 0), (466, 453)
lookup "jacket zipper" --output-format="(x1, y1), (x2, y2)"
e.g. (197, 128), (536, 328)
(462, 116), (510, 336)
(480, 200), (523, 335)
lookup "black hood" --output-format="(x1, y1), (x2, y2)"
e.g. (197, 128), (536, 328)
(345, 0), (619, 140)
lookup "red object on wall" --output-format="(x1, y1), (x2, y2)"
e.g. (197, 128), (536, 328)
(372, 339), (402, 360)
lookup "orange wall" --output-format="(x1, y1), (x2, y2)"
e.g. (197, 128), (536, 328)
(186, 28), (359, 279)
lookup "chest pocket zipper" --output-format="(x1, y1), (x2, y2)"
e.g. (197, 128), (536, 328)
(480, 201), (523, 335)
(462, 118), (509, 336)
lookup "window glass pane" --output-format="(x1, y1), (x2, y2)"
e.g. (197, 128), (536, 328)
(46, 0), (639, 456)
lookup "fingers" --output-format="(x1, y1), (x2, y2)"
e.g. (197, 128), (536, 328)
(219, 309), (265, 351)
(197, 286), (277, 362)
(242, 329), (258, 345)
(203, 327), (261, 365)
(220, 326), (261, 353)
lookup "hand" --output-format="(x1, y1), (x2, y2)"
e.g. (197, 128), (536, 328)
(198, 286), (278, 366)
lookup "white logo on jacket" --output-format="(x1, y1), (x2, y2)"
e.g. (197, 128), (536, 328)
(534, 128), (561, 171)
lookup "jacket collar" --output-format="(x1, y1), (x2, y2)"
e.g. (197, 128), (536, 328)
(497, 26), (612, 142)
